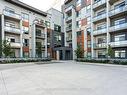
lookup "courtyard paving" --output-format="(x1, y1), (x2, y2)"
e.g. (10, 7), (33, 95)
(0, 61), (127, 95)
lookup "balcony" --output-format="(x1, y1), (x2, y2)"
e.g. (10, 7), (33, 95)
(4, 26), (21, 34)
(66, 26), (72, 32)
(66, 37), (72, 42)
(109, 23), (127, 32)
(36, 33), (45, 39)
(66, 16), (72, 22)
(93, 27), (107, 36)
(93, 0), (106, 10)
(93, 43), (107, 49)
(109, 5), (127, 17)
(3, 10), (21, 20)
(10, 42), (21, 48)
(93, 13), (106, 22)
(110, 40), (127, 47)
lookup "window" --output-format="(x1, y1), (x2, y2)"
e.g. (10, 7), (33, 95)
(76, 11), (81, 17)
(87, 28), (91, 35)
(114, 2), (125, 9)
(45, 21), (50, 28)
(76, 20), (81, 28)
(115, 34), (125, 42)
(22, 13), (29, 21)
(23, 39), (29, 46)
(87, 17), (91, 25)
(22, 26), (29, 34)
(36, 29), (42, 36)
(87, 41), (91, 48)
(97, 9), (106, 16)
(98, 50), (106, 58)
(54, 24), (61, 32)
(5, 20), (16, 28)
(115, 50), (126, 58)
(86, 5), (91, 12)
(10, 38), (15, 42)
(98, 37), (106, 44)
(76, 0), (81, 6)
(5, 7), (15, 13)
(94, 0), (101, 3)
(77, 31), (81, 36)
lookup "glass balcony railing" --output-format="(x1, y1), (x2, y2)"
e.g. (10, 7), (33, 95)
(109, 5), (127, 16)
(10, 42), (21, 48)
(93, 13), (106, 22)
(66, 16), (72, 21)
(36, 33), (45, 39)
(93, 0), (106, 9)
(4, 26), (20, 34)
(3, 10), (21, 20)
(93, 43), (107, 48)
(93, 27), (107, 35)
(66, 26), (72, 32)
(66, 37), (72, 42)
(109, 22), (127, 32)
(110, 40), (127, 47)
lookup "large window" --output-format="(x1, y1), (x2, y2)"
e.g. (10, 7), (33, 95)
(22, 13), (29, 21)
(114, 2), (125, 9)
(54, 24), (61, 32)
(23, 39), (29, 46)
(115, 50), (126, 58)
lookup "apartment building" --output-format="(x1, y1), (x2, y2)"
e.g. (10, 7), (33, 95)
(63, 0), (127, 59)
(91, 0), (127, 59)
(62, 0), (92, 59)
(47, 8), (73, 60)
(0, 0), (50, 58)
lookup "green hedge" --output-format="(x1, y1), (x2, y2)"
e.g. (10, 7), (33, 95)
(0, 58), (51, 64)
(76, 58), (127, 65)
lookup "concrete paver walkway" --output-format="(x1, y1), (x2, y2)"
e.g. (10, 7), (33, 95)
(0, 61), (127, 95)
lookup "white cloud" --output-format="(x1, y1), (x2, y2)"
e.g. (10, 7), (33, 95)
(19, 0), (64, 11)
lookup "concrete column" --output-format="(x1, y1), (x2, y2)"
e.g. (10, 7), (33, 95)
(32, 24), (36, 58)
(106, 0), (110, 53)
(91, 0), (94, 58)
(72, 7), (77, 60)
(56, 51), (60, 60)
(84, 29), (87, 57)
(20, 20), (23, 58)
(1, 15), (4, 41)
(45, 28), (48, 58)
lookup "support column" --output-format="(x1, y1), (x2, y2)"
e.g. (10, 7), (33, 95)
(106, 0), (110, 55)
(72, 7), (77, 60)
(91, 0), (94, 58)
(45, 28), (48, 58)
(20, 20), (23, 58)
(1, 15), (4, 41)
(32, 24), (36, 58)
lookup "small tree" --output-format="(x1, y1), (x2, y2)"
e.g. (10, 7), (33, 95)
(36, 42), (42, 58)
(107, 45), (114, 58)
(2, 40), (14, 58)
(75, 45), (84, 58)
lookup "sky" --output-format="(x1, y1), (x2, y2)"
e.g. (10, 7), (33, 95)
(19, 0), (64, 12)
